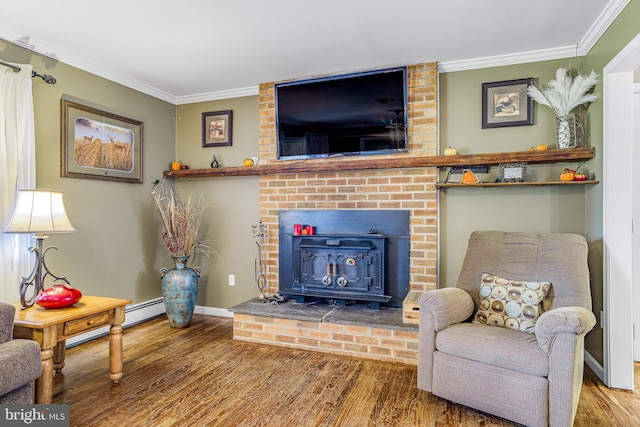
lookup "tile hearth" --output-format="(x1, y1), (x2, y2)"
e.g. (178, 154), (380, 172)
(230, 298), (419, 365)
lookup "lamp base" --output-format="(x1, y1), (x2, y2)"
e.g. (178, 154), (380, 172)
(19, 235), (71, 309)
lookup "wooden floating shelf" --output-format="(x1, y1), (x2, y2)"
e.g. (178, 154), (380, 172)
(436, 180), (600, 189)
(162, 148), (596, 179)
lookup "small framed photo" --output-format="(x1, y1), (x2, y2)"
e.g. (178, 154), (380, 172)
(202, 110), (232, 147)
(482, 78), (534, 129)
(499, 163), (527, 182)
(61, 98), (143, 183)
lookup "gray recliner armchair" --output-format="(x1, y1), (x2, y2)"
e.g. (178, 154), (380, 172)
(418, 231), (596, 427)
(0, 302), (42, 404)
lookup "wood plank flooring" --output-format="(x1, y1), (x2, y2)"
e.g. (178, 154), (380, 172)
(52, 314), (640, 426)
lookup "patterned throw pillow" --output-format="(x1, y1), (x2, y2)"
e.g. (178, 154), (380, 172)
(472, 273), (551, 333)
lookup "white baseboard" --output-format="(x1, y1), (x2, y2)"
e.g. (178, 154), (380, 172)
(65, 298), (232, 347)
(66, 297), (166, 347)
(195, 305), (232, 318)
(585, 350), (606, 385)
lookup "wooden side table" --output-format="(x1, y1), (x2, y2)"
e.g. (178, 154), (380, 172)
(13, 295), (131, 404)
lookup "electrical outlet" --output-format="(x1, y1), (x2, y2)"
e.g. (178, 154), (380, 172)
(228, 274), (235, 286)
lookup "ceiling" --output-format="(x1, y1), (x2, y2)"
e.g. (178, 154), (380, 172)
(0, 0), (629, 105)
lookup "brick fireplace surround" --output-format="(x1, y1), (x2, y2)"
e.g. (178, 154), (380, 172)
(232, 62), (438, 365)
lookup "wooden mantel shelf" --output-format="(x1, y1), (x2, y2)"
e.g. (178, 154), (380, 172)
(162, 147), (596, 179)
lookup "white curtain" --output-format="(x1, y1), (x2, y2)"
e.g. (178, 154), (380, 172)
(0, 62), (36, 303)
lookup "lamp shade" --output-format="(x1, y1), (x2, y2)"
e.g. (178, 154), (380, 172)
(4, 190), (76, 234)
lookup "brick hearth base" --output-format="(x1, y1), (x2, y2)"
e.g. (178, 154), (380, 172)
(230, 298), (419, 365)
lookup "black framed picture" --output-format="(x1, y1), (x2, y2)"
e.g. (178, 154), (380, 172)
(482, 78), (534, 129)
(202, 110), (233, 147)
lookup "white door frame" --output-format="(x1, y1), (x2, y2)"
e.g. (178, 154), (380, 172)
(634, 84), (640, 363)
(603, 32), (640, 390)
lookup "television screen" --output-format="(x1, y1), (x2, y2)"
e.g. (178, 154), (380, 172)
(275, 67), (408, 160)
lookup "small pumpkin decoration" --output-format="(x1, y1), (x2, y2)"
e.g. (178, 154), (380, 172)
(443, 146), (457, 156)
(560, 168), (575, 181)
(462, 169), (479, 184)
(536, 144), (548, 151)
(171, 162), (181, 171)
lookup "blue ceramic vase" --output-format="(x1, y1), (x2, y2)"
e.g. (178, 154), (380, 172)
(160, 255), (200, 328)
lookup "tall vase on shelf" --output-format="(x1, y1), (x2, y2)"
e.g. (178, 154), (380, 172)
(152, 183), (213, 329)
(528, 68), (598, 149)
(160, 256), (200, 328)
(556, 114), (583, 149)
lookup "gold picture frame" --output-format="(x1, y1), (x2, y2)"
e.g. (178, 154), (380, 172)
(61, 99), (143, 183)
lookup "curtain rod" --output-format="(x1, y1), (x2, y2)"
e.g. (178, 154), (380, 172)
(0, 60), (56, 84)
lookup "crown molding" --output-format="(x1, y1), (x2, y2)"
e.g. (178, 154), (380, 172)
(439, 0), (629, 74)
(0, 25), (178, 104)
(438, 45), (580, 73)
(579, 0), (630, 55)
(0, 0), (629, 104)
(175, 86), (259, 105)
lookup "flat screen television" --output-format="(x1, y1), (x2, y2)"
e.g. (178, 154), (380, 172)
(275, 67), (408, 160)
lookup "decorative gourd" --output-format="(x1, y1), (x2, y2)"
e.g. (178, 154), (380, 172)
(171, 162), (181, 171)
(560, 168), (575, 181)
(462, 169), (479, 184)
(536, 144), (548, 151)
(243, 158), (254, 166)
(443, 146), (457, 156)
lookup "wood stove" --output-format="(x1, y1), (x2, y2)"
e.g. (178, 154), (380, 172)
(279, 210), (410, 309)
(287, 234), (389, 308)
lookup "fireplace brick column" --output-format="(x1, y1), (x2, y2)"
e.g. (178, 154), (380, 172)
(257, 62), (438, 297)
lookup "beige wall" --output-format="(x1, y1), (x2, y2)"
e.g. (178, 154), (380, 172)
(4, 0), (639, 365)
(175, 97), (260, 308)
(438, 60), (590, 288)
(1, 39), (176, 304)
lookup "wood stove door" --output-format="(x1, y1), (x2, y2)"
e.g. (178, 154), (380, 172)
(333, 251), (376, 293)
(299, 249), (378, 295)
(300, 249), (336, 290)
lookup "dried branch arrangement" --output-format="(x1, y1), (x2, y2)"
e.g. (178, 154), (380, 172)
(151, 183), (213, 258)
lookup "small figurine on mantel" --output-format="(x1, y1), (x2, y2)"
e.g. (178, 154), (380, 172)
(210, 154), (220, 168)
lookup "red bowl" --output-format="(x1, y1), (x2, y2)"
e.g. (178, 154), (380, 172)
(36, 284), (82, 309)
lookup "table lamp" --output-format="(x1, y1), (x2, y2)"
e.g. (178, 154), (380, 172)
(4, 190), (76, 308)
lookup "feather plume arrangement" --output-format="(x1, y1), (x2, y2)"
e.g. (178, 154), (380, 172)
(527, 68), (599, 117)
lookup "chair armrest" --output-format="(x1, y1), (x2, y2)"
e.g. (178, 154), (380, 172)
(0, 303), (16, 344)
(418, 288), (474, 331)
(535, 307), (597, 353)
(0, 340), (42, 396)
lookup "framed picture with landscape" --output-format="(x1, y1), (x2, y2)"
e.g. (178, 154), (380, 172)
(61, 98), (143, 183)
(482, 78), (534, 129)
